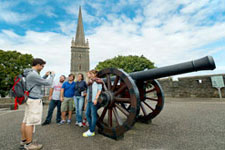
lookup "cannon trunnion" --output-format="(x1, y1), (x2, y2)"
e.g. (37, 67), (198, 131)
(96, 56), (216, 139)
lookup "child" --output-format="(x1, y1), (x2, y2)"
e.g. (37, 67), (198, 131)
(83, 70), (103, 137)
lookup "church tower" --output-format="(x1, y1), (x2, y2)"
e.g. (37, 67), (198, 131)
(71, 7), (90, 79)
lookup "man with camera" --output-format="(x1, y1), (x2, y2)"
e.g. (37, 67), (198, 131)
(20, 58), (55, 150)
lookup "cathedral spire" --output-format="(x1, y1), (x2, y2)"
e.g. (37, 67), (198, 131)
(74, 6), (86, 46)
(71, 6), (90, 79)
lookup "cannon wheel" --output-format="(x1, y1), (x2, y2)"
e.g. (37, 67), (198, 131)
(97, 68), (140, 140)
(137, 79), (164, 123)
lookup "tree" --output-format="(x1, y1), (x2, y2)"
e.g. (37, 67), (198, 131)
(0, 50), (33, 97)
(95, 55), (155, 73)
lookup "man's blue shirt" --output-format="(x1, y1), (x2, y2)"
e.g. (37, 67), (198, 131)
(62, 81), (75, 98)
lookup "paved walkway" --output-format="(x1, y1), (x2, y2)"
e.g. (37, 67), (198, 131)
(0, 98), (225, 150)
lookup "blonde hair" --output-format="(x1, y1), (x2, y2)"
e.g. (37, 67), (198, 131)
(88, 69), (98, 76)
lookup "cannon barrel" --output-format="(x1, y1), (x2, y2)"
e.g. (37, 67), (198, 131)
(129, 56), (216, 81)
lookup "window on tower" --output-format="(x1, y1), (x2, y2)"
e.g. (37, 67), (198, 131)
(79, 54), (82, 59)
(79, 64), (81, 71)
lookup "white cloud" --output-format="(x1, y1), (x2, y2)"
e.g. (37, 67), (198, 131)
(0, 1), (33, 24)
(181, 0), (210, 14)
(85, 0), (225, 76)
(40, 6), (57, 18)
(57, 21), (76, 36)
(0, 9), (32, 24)
(2, 30), (20, 39)
(0, 30), (71, 78)
(86, 15), (225, 68)
(0, 1), (57, 25)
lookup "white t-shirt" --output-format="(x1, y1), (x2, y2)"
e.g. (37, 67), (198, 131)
(51, 81), (63, 100)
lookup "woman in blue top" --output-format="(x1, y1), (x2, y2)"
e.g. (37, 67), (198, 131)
(74, 73), (87, 127)
(83, 70), (103, 137)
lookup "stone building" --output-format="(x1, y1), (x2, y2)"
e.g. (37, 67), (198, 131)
(70, 7), (90, 79)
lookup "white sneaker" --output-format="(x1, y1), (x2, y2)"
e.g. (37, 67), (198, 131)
(67, 119), (71, 124)
(24, 143), (43, 150)
(58, 120), (65, 125)
(78, 122), (83, 127)
(75, 121), (79, 126)
(20, 141), (26, 149)
(83, 130), (95, 137)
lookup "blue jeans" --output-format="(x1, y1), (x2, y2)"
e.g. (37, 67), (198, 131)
(85, 101), (98, 132)
(46, 100), (61, 123)
(74, 96), (84, 123)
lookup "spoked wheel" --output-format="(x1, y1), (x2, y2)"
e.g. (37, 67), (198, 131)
(137, 79), (164, 123)
(97, 68), (140, 139)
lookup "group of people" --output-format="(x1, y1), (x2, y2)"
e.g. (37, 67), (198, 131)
(20, 58), (102, 150)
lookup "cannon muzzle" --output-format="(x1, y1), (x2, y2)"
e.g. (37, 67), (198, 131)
(129, 56), (216, 81)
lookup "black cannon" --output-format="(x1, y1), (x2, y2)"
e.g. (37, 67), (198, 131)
(95, 56), (216, 139)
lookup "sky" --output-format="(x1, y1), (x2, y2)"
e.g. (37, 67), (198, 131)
(0, 0), (225, 80)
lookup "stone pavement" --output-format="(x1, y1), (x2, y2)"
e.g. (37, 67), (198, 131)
(0, 98), (225, 150)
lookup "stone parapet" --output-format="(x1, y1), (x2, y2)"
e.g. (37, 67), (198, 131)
(158, 74), (225, 98)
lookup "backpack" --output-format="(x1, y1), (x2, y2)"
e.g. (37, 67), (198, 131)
(10, 69), (35, 110)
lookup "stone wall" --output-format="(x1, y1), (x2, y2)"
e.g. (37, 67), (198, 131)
(158, 74), (225, 98)
(0, 96), (48, 104)
(0, 97), (14, 103)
